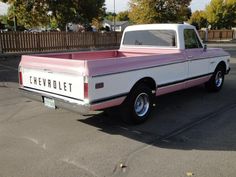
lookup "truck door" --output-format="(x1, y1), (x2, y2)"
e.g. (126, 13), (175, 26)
(184, 29), (211, 82)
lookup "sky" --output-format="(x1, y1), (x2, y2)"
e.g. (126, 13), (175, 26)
(0, 2), (8, 15)
(0, 0), (212, 15)
(105, 0), (211, 12)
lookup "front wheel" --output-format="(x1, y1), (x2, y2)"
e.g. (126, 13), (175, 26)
(121, 84), (155, 124)
(205, 66), (225, 92)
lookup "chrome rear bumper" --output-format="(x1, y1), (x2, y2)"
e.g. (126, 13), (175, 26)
(20, 88), (92, 115)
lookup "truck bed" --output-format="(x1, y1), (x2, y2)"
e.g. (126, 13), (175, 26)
(20, 49), (185, 76)
(37, 50), (156, 60)
(20, 48), (224, 77)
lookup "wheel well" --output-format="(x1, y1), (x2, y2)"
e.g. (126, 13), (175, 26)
(217, 61), (227, 73)
(130, 77), (156, 93)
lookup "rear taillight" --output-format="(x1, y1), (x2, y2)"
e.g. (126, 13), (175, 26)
(19, 71), (23, 86)
(84, 77), (88, 99)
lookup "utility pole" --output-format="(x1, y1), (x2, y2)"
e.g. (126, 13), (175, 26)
(113, 0), (116, 32)
(13, 4), (17, 31)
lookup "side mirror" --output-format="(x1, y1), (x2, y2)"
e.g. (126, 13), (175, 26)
(203, 44), (207, 52)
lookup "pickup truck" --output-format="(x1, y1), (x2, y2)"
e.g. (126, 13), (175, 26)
(19, 24), (230, 124)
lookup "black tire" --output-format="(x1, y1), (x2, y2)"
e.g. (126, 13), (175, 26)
(205, 65), (225, 92)
(121, 84), (155, 124)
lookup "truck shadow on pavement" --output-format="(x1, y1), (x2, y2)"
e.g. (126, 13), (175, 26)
(80, 88), (236, 151)
(79, 62), (236, 151)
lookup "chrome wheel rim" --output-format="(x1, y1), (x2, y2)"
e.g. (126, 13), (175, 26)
(134, 93), (150, 117)
(215, 71), (223, 88)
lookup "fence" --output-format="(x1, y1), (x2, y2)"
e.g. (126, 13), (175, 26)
(0, 30), (235, 54)
(198, 30), (235, 42)
(0, 32), (123, 54)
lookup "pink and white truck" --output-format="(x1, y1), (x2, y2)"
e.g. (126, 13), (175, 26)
(19, 24), (230, 124)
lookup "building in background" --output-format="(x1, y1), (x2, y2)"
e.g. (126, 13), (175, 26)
(103, 20), (129, 32)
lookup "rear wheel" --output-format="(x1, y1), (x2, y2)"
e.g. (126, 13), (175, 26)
(205, 65), (225, 92)
(121, 84), (155, 124)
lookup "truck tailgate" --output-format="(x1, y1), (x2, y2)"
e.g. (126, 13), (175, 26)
(19, 55), (86, 103)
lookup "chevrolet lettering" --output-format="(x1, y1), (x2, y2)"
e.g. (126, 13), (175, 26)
(29, 76), (73, 92)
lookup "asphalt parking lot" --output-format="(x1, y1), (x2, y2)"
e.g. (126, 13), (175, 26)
(0, 47), (236, 177)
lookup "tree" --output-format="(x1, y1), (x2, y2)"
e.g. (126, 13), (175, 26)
(224, 0), (236, 28)
(128, 0), (192, 24)
(48, 0), (105, 30)
(104, 12), (116, 21)
(0, 0), (105, 30)
(47, 0), (78, 30)
(178, 7), (192, 22)
(0, 21), (4, 29)
(205, 0), (236, 29)
(0, 14), (14, 30)
(189, 10), (208, 29)
(0, 15), (8, 25)
(116, 11), (129, 21)
(105, 11), (129, 22)
(7, 0), (49, 29)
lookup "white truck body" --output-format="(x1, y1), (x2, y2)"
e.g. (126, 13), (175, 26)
(19, 24), (230, 123)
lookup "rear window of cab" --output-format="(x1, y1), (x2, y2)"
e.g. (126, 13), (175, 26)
(123, 30), (177, 47)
